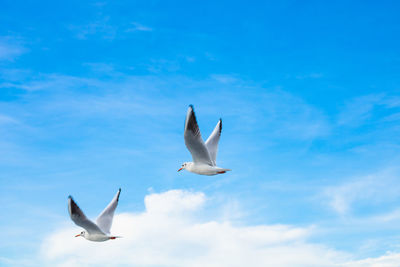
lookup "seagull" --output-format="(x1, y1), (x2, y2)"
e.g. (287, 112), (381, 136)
(178, 105), (231, 175)
(68, 188), (122, 242)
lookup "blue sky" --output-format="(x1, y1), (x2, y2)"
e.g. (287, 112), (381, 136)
(1, 0), (400, 266)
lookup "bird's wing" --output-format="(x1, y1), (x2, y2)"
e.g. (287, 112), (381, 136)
(184, 105), (213, 166)
(205, 119), (222, 166)
(96, 188), (121, 234)
(68, 196), (105, 235)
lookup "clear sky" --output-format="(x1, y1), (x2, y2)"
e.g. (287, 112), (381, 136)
(1, 0), (400, 266)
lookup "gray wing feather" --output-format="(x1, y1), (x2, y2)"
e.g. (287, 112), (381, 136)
(96, 188), (121, 234)
(184, 106), (213, 166)
(68, 196), (105, 235)
(205, 119), (222, 166)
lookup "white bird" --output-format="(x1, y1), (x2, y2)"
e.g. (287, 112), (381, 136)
(68, 188), (121, 242)
(178, 105), (231, 175)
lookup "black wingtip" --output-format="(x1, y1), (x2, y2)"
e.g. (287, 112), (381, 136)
(185, 104), (200, 135)
(187, 105), (195, 116)
(68, 195), (72, 200)
(116, 188), (121, 201)
(68, 196), (80, 216)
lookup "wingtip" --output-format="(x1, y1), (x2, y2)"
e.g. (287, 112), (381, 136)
(188, 104), (195, 113)
(116, 188), (121, 201)
(185, 104), (200, 134)
(186, 105), (195, 118)
(67, 196), (73, 215)
(68, 196), (76, 207)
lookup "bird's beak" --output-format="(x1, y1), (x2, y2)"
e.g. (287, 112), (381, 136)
(177, 167), (183, 172)
(75, 234), (81, 237)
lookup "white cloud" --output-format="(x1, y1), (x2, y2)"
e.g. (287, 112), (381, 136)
(40, 190), (347, 267)
(343, 252), (400, 267)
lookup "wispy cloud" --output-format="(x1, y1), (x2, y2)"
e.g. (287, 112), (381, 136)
(337, 94), (400, 127)
(0, 70), (330, 143)
(1, 68), (400, 266)
(125, 22), (153, 32)
(68, 12), (152, 40)
(211, 74), (238, 84)
(146, 58), (181, 73)
(295, 73), (324, 79)
(343, 252), (400, 267)
(68, 16), (117, 40)
(0, 114), (19, 125)
(322, 169), (400, 215)
(337, 94), (384, 126)
(0, 74), (102, 91)
(0, 37), (26, 61)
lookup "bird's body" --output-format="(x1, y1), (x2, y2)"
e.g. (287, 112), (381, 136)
(68, 188), (121, 242)
(78, 231), (115, 242)
(181, 162), (231, 176)
(178, 105), (231, 176)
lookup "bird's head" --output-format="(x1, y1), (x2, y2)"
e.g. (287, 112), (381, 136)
(75, 230), (86, 238)
(178, 162), (191, 172)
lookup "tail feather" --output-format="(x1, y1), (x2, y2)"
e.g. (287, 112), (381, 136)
(217, 168), (231, 174)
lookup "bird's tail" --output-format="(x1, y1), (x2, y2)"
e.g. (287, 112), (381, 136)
(217, 168), (232, 174)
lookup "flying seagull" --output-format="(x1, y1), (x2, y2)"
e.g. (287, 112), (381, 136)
(178, 105), (231, 175)
(68, 188), (121, 242)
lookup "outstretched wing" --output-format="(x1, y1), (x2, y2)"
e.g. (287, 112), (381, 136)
(96, 188), (121, 234)
(205, 119), (222, 166)
(184, 105), (213, 166)
(68, 196), (105, 235)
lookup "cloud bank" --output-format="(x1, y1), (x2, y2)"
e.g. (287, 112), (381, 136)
(41, 190), (348, 267)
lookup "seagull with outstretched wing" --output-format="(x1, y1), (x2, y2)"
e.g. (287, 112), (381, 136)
(178, 105), (231, 175)
(68, 188), (121, 242)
